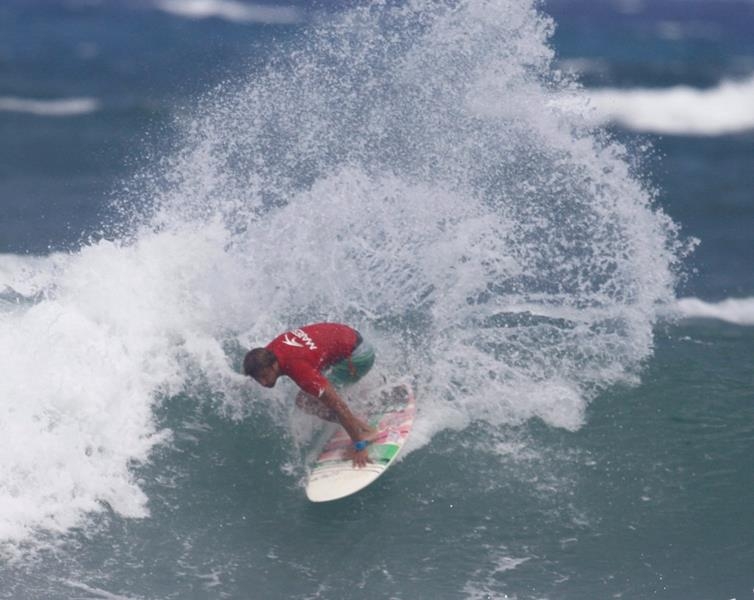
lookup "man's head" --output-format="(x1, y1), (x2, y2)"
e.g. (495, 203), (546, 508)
(243, 348), (280, 387)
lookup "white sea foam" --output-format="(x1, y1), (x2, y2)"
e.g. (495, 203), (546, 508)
(0, 96), (100, 117)
(154, 0), (302, 24)
(0, 223), (251, 554)
(671, 297), (754, 325)
(585, 76), (754, 136)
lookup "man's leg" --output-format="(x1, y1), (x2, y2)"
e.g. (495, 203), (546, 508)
(326, 338), (375, 386)
(295, 390), (339, 422)
(295, 390), (373, 434)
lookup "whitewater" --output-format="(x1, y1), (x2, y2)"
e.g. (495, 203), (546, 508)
(586, 75), (754, 136)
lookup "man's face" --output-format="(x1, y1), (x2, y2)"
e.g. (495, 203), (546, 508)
(254, 365), (278, 388)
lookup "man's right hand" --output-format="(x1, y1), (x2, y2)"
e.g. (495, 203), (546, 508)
(349, 446), (371, 468)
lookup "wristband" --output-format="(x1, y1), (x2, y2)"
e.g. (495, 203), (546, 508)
(354, 439), (370, 451)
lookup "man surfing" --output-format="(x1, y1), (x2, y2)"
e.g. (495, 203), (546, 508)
(243, 323), (376, 467)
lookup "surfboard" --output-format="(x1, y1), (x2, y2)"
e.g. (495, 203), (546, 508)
(305, 382), (415, 502)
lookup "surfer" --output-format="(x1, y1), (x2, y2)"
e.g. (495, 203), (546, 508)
(243, 323), (376, 467)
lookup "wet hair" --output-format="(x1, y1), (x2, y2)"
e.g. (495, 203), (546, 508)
(243, 348), (277, 377)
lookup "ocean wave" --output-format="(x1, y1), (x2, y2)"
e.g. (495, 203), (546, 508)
(0, 0), (686, 552)
(153, 0), (302, 24)
(672, 297), (754, 326)
(586, 76), (754, 136)
(654, 20), (722, 42)
(0, 96), (100, 117)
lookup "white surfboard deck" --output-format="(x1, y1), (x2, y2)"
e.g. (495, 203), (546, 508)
(305, 382), (415, 502)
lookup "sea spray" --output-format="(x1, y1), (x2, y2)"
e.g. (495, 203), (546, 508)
(136, 0), (685, 431)
(0, 0), (687, 551)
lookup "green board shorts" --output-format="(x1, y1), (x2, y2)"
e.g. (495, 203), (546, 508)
(326, 333), (375, 387)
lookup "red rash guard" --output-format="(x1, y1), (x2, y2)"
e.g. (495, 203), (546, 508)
(266, 323), (359, 398)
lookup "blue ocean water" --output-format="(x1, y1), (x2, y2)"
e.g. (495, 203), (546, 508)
(1, 1), (752, 599)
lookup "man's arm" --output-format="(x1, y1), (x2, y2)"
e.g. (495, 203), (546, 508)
(318, 383), (373, 467)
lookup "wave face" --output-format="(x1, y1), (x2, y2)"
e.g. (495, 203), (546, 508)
(0, 0), (686, 551)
